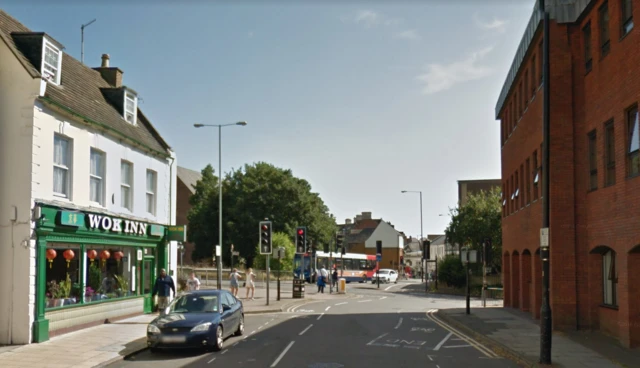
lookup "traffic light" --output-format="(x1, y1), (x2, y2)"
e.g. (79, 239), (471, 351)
(259, 221), (272, 255)
(422, 240), (431, 260)
(323, 243), (329, 253)
(295, 227), (307, 254)
(336, 233), (344, 249)
(376, 240), (382, 255)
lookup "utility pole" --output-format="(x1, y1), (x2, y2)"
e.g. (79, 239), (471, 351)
(80, 19), (96, 65)
(539, 0), (552, 364)
(482, 240), (487, 308)
(465, 247), (470, 315)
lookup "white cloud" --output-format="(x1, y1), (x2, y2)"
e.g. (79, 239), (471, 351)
(343, 10), (403, 28)
(416, 46), (494, 94)
(395, 30), (420, 40)
(473, 13), (507, 33)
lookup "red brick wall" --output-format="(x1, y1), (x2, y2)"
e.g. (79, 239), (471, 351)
(499, 0), (640, 348)
(176, 179), (195, 265)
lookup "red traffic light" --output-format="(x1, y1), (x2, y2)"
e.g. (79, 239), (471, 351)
(298, 229), (304, 235)
(262, 225), (268, 231)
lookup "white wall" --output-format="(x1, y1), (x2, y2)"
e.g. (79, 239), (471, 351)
(32, 103), (173, 226)
(365, 221), (401, 249)
(0, 41), (41, 344)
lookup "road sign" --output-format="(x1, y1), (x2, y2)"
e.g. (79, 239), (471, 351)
(215, 245), (221, 256)
(232, 251), (239, 256)
(168, 225), (187, 242)
(460, 249), (477, 263)
(540, 227), (549, 247)
(376, 253), (382, 262)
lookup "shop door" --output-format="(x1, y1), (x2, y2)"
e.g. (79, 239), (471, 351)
(142, 257), (155, 313)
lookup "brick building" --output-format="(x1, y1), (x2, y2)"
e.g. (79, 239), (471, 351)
(176, 166), (202, 265)
(496, 0), (640, 348)
(457, 179), (501, 207)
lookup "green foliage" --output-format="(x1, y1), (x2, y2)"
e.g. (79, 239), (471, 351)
(252, 232), (296, 271)
(437, 255), (466, 289)
(187, 162), (337, 267)
(444, 187), (502, 270)
(88, 263), (102, 293)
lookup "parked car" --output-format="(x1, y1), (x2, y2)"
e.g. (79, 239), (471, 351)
(372, 269), (398, 283)
(146, 290), (243, 352)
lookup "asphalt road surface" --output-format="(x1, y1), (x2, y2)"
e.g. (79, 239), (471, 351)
(107, 283), (522, 368)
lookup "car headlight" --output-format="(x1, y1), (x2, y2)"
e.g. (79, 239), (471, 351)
(147, 325), (160, 334)
(191, 322), (212, 332)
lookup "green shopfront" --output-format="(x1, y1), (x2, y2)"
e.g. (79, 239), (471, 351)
(33, 203), (170, 343)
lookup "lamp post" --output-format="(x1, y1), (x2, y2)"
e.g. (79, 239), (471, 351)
(401, 190), (423, 282)
(194, 121), (247, 290)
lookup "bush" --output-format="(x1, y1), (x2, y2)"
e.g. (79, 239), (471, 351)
(437, 255), (466, 289)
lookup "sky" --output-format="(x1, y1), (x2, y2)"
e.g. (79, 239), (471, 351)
(3, 0), (535, 238)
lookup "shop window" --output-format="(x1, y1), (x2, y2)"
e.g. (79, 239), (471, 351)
(603, 249), (617, 306)
(85, 247), (135, 302)
(45, 244), (81, 309)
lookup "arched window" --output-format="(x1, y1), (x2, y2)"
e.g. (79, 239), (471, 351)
(603, 249), (618, 306)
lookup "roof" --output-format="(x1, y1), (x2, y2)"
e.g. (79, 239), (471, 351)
(0, 10), (171, 157)
(177, 166), (202, 194)
(494, 0), (593, 119)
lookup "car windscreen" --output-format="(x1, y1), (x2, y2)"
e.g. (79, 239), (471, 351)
(169, 295), (218, 313)
(377, 270), (389, 274)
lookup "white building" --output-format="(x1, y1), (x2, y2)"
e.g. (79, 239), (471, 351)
(0, 10), (177, 344)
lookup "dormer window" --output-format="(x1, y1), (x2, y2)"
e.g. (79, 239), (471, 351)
(42, 39), (62, 85)
(124, 92), (137, 125)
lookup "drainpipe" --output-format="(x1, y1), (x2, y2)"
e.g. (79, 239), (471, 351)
(168, 153), (175, 277)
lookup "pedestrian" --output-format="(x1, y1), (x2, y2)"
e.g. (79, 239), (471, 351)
(229, 268), (241, 297)
(331, 268), (338, 289)
(245, 267), (256, 300)
(152, 268), (175, 316)
(317, 272), (326, 293)
(187, 272), (200, 291)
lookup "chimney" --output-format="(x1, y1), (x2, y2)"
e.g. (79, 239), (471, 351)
(93, 54), (124, 87)
(345, 219), (352, 224)
(355, 215), (362, 222)
(361, 212), (372, 220)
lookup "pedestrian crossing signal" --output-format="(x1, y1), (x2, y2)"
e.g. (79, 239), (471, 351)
(295, 227), (306, 254)
(259, 221), (272, 255)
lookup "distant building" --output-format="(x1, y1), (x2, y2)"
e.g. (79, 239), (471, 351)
(176, 166), (202, 265)
(457, 179), (501, 207)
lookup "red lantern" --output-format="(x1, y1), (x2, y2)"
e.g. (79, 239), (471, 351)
(63, 249), (75, 268)
(100, 250), (110, 267)
(113, 251), (124, 266)
(46, 249), (57, 269)
(87, 249), (97, 265)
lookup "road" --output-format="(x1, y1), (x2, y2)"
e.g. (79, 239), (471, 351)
(107, 282), (522, 368)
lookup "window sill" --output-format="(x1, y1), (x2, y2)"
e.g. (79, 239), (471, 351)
(52, 193), (70, 201)
(620, 27), (633, 42)
(599, 303), (619, 311)
(587, 188), (598, 194)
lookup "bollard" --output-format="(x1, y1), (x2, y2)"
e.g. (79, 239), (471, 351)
(338, 278), (347, 294)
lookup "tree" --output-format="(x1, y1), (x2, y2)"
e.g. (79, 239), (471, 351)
(252, 232), (295, 271)
(187, 162), (337, 267)
(444, 186), (502, 270)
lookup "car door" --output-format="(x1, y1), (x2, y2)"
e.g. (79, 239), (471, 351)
(390, 270), (397, 282)
(228, 293), (242, 327)
(220, 292), (235, 337)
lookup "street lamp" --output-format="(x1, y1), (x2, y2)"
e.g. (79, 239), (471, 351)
(194, 121), (247, 290)
(401, 190), (423, 282)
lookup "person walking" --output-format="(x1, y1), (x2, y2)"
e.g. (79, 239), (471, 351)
(331, 268), (338, 290)
(229, 268), (241, 297)
(152, 268), (175, 316)
(187, 272), (200, 291)
(245, 268), (256, 300)
(316, 269), (326, 293)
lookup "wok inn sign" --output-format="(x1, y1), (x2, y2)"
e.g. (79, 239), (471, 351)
(59, 211), (164, 237)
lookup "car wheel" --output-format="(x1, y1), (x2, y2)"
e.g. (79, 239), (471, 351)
(234, 315), (244, 336)
(212, 326), (223, 351)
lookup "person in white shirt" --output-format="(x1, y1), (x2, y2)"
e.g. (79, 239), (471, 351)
(245, 268), (256, 300)
(187, 272), (200, 291)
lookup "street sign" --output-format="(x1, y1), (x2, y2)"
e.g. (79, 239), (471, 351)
(215, 245), (221, 256)
(540, 227), (549, 247)
(376, 253), (382, 262)
(460, 249), (478, 263)
(168, 225), (187, 242)
(232, 251), (239, 256)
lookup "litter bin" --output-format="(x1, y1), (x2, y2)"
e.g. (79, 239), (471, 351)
(293, 278), (305, 299)
(338, 278), (347, 294)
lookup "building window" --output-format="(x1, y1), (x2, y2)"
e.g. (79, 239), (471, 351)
(588, 130), (598, 190)
(124, 92), (137, 125)
(605, 121), (616, 186)
(90, 149), (105, 205)
(533, 150), (539, 200)
(146, 170), (157, 215)
(599, 2), (610, 56)
(602, 249), (617, 307)
(628, 106), (639, 176)
(520, 165), (525, 208)
(53, 135), (71, 197)
(531, 56), (536, 97)
(526, 158), (531, 204)
(621, 0), (634, 36)
(121, 161), (133, 210)
(42, 39), (62, 85)
(583, 22), (592, 72)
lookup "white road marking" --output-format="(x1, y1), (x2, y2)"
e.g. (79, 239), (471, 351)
(426, 311), (499, 358)
(384, 283), (402, 291)
(221, 349), (228, 354)
(434, 332), (453, 351)
(207, 357), (216, 364)
(443, 344), (473, 348)
(427, 355), (434, 361)
(232, 342), (239, 347)
(270, 340), (295, 367)
(317, 313), (324, 320)
(366, 333), (388, 346)
(299, 324), (314, 335)
(394, 318), (403, 330)
(325, 306), (331, 311)
(358, 300), (372, 303)
(380, 296), (387, 300)
(258, 326), (264, 330)
(335, 302), (348, 306)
